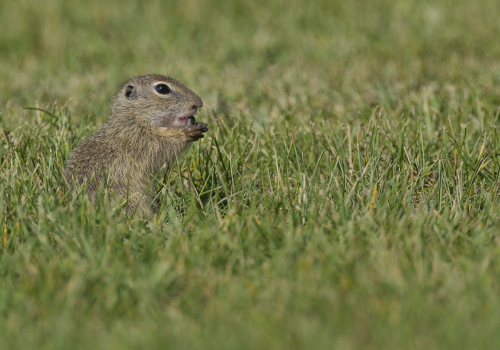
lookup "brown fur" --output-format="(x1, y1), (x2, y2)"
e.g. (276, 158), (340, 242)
(64, 74), (208, 215)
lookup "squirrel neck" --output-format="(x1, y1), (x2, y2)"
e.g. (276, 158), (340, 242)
(100, 112), (181, 176)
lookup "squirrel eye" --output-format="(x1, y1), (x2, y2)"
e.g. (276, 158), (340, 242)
(155, 84), (171, 94)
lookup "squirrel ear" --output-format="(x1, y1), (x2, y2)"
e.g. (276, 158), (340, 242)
(124, 85), (137, 99)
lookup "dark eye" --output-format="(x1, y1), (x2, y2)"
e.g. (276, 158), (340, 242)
(155, 84), (171, 94)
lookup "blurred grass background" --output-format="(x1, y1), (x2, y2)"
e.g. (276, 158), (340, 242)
(1, 0), (500, 349)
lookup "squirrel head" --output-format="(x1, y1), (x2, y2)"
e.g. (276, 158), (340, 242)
(111, 74), (203, 129)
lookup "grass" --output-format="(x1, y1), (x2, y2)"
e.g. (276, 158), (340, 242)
(1, 0), (500, 348)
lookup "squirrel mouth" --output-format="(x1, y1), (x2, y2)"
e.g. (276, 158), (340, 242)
(187, 116), (196, 125)
(172, 109), (198, 128)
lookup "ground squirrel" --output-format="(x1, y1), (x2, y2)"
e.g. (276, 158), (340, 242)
(64, 74), (208, 215)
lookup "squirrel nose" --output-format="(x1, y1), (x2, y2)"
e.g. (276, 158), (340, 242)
(193, 97), (203, 109)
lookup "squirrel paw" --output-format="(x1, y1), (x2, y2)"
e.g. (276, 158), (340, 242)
(184, 123), (209, 142)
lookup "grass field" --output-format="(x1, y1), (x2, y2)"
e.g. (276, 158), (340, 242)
(1, 0), (500, 348)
